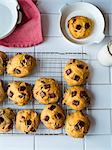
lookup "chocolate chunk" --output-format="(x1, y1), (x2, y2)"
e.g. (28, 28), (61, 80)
(19, 86), (26, 91)
(85, 23), (90, 29)
(74, 120), (85, 130)
(48, 105), (56, 111)
(86, 66), (88, 69)
(72, 59), (76, 62)
(19, 93), (26, 98)
(25, 55), (31, 59)
(8, 91), (13, 98)
(41, 81), (46, 84)
(44, 84), (50, 89)
(20, 60), (25, 66)
(66, 69), (72, 75)
(80, 91), (88, 98)
(49, 93), (56, 98)
(71, 91), (77, 97)
(30, 128), (36, 132)
(27, 119), (32, 126)
(14, 68), (21, 74)
(72, 100), (79, 106)
(8, 122), (13, 129)
(73, 17), (76, 23)
(44, 116), (49, 121)
(40, 91), (46, 98)
(55, 113), (62, 119)
(76, 25), (81, 30)
(74, 75), (80, 81)
(67, 23), (69, 28)
(77, 64), (84, 69)
(0, 117), (4, 124)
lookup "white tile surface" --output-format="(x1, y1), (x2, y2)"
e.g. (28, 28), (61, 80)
(85, 135), (112, 150)
(88, 60), (110, 84)
(0, 135), (34, 150)
(88, 84), (112, 109)
(35, 37), (82, 53)
(83, 0), (112, 13)
(87, 110), (111, 134)
(35, 135), (83, 150)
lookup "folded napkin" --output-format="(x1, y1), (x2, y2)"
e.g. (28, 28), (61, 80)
(0, 0), (43, 47)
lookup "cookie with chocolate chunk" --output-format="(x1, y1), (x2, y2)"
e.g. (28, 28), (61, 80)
(0, 108), (15, 132)
(33, 78), (60, 104)
(0, 80), (6, 103)
(65, 111), (90, 138)
(41, 104), (65, 130)
(7, 81), (32, 106)
(16, 109), (40, 133)
(63, 86), (90, 110)
(0, 51), (8, 75)
(7, 53), (36, 78)
(64, 59), (89, 86)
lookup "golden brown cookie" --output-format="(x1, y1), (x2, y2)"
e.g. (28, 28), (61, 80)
(7, 81), (32, 106)
(0, 51), (8, 75)
(64, 59), (89, 86)
(68, 16), (94, 39)
(7, 53), (36, 78)
(0, 80), (6, 103)
(33, 78), (60, 104)
(63, 86), (90, 110)
(65, 111), (90, 138)
(16, 109), (40, 133)
(41, 104), (65, 130)
(0, 108), (15, 132)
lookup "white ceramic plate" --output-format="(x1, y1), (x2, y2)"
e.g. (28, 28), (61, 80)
(59, 2), (105, 45)
(0, 0), (22, 39)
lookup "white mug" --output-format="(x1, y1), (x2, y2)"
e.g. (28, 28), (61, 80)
(0, 0), (22, 39)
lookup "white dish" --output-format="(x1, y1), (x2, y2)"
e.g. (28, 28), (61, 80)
(59, 2), (105, 45)
(0, 0), (22, 39)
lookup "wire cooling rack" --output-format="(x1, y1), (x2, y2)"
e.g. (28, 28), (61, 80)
(0, 52), (89, 135)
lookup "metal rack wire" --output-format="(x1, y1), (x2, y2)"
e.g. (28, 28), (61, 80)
(0, 52), (89, 135)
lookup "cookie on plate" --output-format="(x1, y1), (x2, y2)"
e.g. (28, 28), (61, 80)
(41, 104), (65, 130)
(0, 108), (15, 132)
(0, 80), (6, 103)
(63, 86), (90, 110)
(65, 111), (90, 138)
(33, 78), (60, 104)
(7, 81), (32, 106)
(16, 109), (40, 134)
(68, 16), (94, 39)
(7, 53), (36, 78)
(64, 59), (89, 86)
(0, 51), (8, 75)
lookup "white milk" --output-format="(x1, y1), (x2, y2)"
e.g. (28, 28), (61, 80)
(0, 4), (13, 38)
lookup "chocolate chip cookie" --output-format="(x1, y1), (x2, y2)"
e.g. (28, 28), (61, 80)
(0, 51), (8, 75)
(65, 111), (90, 138)
(7, 53), (36, 78)
(64, 59), (89, 86)
(68, 16), (94, 39)
(41, 104), (65, 130)
(63, 86), (90, 110)
(16, 109), (40, 133)
(0, 108), (15, 132)
(0, 80), (6, 103)
(7, 81), (32, 106)
(33, 78), (60, 104)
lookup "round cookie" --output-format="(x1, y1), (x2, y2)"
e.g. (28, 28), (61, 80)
(7, 81), (32, 106)
(64, 59), (89, 86)
(0, 51), (8, 75)
(16, 109), (40, 133)
(33, 78), (60, 104)
(68, 16), (94, 39)
(63, 86), (90, 110)
(7, 53), (36, 78)
(41, 104), (65, 130)
(0, 80), (6, 103)
(0, 108), (15, 132)
(65, 111), (90, 138)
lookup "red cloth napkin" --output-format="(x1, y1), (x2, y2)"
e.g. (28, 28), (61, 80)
(0, 0), (43, 47)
